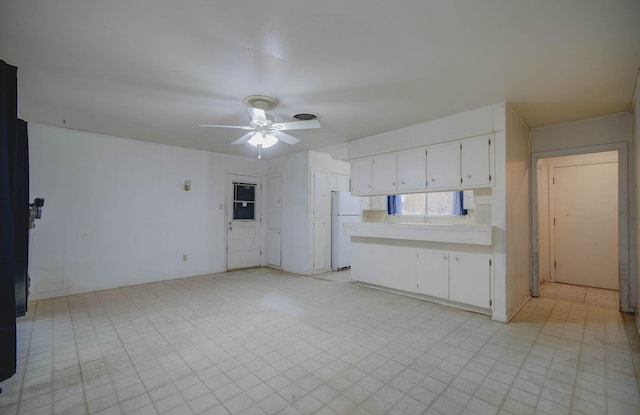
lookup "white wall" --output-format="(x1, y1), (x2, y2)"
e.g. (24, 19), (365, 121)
(28, 124), (266, 299)
(504, 105), (531, 319)
(632, 71), (640, 330)
(531, 112), (633, 311)
(349, 104), (497, 159)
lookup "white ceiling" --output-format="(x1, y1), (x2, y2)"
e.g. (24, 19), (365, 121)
(1, 1), (639, 160)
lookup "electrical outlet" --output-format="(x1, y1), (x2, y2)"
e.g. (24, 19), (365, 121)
(182, 254), (187, 262)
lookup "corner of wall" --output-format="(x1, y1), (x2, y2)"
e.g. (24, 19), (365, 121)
(632, 68), (640, 324)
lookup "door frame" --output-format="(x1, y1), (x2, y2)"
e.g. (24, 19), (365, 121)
(227, 173), (262, 271)
(530, 143), (630, 311)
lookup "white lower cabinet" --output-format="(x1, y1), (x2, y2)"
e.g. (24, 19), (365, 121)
(417, 250), (449, 299)
(351, 242), (416, 290)
(449, 252), (491, 308)
(352, 241), (491, 310)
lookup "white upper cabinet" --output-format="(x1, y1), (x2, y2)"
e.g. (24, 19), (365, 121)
(352, 134), (492, 195)
(330, 174), (351, 192)
(351, 158), (373, 195)
(372, 154), (397, 193)
(397, 148), (427, 192)
(461, 136), (491, 187)
(426, 141), (461, 190)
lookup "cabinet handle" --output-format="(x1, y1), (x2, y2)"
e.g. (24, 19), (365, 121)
(401, 181), (405, 184)
(455, 257), (459, 261)
(467, 174), (472, 178)
(431, 178), (436, 182)
(392, 182), (396, 186)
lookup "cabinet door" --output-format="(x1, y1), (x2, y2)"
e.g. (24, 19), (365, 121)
(397, 148), (427, 192)
(351, 158), (373, 195)
(426, 141), (461, 189)
(417, 250), (449, 299)
(313, 218), (328, 272)
(266, 229), (282, 267)
(313, 171), (328, 218)
(351, 241), (416, 290)
(449, 253), (490, 308)
(461, 136), (491, 187)
(372, 154), (397, 193)
(334, 174), (351, 192)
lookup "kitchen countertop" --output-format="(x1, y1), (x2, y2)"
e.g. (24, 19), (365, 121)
(345, 222), (494, 246)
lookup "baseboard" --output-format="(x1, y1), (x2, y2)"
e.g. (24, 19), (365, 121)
(353, 281), (493, 317)
(505, 296), (532, 323)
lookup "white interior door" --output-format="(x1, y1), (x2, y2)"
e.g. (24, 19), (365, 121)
(227, 175), (261, 270)
(266, 176), (283, 267)
(552, 162), (618, 289)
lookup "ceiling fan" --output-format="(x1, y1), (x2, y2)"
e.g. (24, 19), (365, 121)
(200, 95), (320, 159)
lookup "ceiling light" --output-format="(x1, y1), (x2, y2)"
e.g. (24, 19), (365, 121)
(248, 133), (278, 149)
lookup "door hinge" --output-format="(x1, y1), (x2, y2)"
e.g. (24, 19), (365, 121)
(460, 177), (463, 184)
(489, 259), (492, 266)
(554, 260), (557, 268)
(489, 175), (492, 181)
(260, 250), (262, 256)
(553, 218), (556, 226)
(260, 217), (262, 223)
(460, 143), (462, 150)
(425, 149), (428, 156)
(490, 299), (493, 306)
(489, 139), (491, 145)
(553, 177), (555, 184)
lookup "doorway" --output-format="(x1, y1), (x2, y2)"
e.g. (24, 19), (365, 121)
(227, 175), (262, 270)
(534, 149), (625, 306)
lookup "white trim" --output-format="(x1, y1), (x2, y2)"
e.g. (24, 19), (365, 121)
(530, 143), (630, 311)
(506, 296), (532, 322)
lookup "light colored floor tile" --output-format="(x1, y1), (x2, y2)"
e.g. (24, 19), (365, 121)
(1, 270), (638, 415)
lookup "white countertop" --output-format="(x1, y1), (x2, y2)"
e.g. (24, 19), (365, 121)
(345, 222), (493, 246)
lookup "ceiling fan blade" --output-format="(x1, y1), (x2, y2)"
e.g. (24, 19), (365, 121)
(274, 131), (301, 145)
(231, 132), (255, 145)
(272, 119), (320, 131)
(246, 107), (267, 124)
(199, 124), (253, 129)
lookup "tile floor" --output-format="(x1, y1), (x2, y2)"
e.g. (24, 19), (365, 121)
(538, 282), (620, 310)
(1, 268), (639, 415)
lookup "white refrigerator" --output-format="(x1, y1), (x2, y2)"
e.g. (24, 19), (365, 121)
(331, 191), (362, 271)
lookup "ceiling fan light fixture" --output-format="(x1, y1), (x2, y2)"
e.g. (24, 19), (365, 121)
(248, 132), (278, 149)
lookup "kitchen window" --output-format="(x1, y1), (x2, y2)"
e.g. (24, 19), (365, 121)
(389, 191), (466, 216)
